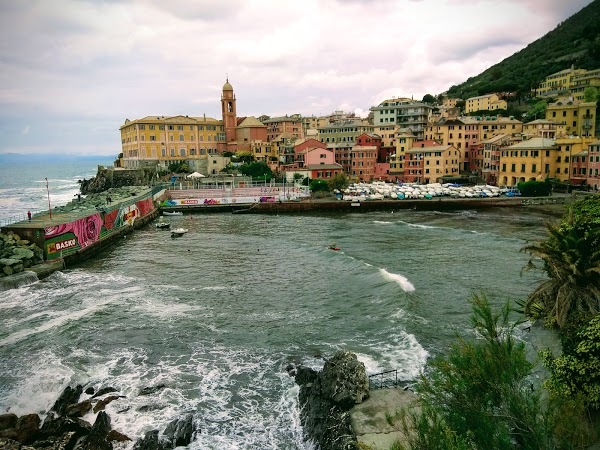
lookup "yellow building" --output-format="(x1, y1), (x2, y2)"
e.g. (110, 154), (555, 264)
(554, 136), (597, 182)
(389, 131), (417, 179)
(120, 115), (225, 170)
(533, 67), (587, 97)
(250, 140), (277, 162)
(499, 137), (557, 186)
(404, 145), (459, 184)
(570, 68), (600, 100)
(545, 97), (596, 137)
(374, 124), (396, 148)
(465, 93), (507, 113)
(522, 119), (565, 139)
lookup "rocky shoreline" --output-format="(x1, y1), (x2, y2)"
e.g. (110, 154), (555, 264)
(0, 384), (196, 450)
(288, 350), (371, 450)
(0, 231), (44, 279)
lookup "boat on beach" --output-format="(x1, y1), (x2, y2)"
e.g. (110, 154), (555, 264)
(155, 222), (171, 229)
(163, 211), (183, 216)
(171, 228), (188, 237)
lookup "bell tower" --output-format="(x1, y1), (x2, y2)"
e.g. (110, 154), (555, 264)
(221, 78), (237, 151)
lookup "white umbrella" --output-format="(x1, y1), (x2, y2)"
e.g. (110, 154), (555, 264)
(187, 172), (205, 178)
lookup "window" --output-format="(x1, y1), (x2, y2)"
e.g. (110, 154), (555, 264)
(179, 134), (184, 141)
(149, 125), (155, 130)
(511, 164), (516, 172)
(180, 148), (185, 156)
(177, 125), (184, 131)
(168, 125), (174, 130)
(545, 164), (550, 174)
(532, 164), (536, 173)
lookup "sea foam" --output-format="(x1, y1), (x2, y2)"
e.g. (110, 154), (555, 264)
(379, 268), (415, 292)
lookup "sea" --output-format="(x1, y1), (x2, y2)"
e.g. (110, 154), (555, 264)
(0, 156), (560, 449)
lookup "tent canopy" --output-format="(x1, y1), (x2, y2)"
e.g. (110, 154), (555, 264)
(187, 172), (206, 178)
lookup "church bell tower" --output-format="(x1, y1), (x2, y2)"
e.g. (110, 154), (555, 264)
(221, 78), (237, 151)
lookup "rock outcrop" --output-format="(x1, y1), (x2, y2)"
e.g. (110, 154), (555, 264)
(292, 350), (370, 450)
(0, 384), (198, 449)
(80, 167), (155, 195)
(0, 231), (44, 279)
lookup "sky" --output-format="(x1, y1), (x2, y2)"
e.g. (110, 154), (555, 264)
(0, 0), (595, 157)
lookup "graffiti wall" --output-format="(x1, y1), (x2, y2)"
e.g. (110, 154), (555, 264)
(44, 196), (155, 258)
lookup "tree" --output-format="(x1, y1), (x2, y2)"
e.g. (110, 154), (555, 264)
(542, 315), (600, 410)
(239, 161), (272, 181)
(327, 173), (349, 192)
(235, 151), (255, 163)
(521, 198), (600, 328)
(422, 94), (435, 104)
(584, 86), (599, 102)
(309, 179), (329, 192)
(399, 295), (553, 450)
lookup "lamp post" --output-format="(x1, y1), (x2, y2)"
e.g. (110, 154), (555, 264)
(45, 177), (52, 219)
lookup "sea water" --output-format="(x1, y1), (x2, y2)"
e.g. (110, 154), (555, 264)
(0, 158), (557, 449)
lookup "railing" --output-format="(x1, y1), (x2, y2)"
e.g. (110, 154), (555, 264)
(369, 369), (404, 389)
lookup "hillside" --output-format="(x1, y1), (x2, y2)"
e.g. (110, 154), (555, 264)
(447, 0), (600, 100)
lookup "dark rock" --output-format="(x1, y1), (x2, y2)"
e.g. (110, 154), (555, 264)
(0, 413), (18, 431)
(76, 411), (112, 450)
(294, 366), (318, 386)
(107, 430), (131, 442)
(40, 412), (91, 440)
(35, 431), (78, 450)
(1, 414), (42, 444)
(92, 396), (124, 413)
(84, 387), (95, 396)
(321, 351), (369, 408)
(132, 430), (169, 450)
(138, 385), (166, 396)
(91, 388), (117, 399)
(163, 414), (194, 447)
(65, 400), (92, 418)
(294, 350), (369, 450)
(51, 385), (83, 416)
(0, 437), (21, 450)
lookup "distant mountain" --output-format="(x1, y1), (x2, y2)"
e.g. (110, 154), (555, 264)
(447, 0), (600, 100)
(0, 153), (113, 163)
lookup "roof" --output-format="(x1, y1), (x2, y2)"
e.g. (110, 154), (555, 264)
(481, 133), (511, 144)
(223, 79), (233, 91)
(505, 137), (556, 150)
(466, 93), (498, 101)
(120, 115), (221, 129)
(305, 164), (343, 170)
(237, 116), (265, 128)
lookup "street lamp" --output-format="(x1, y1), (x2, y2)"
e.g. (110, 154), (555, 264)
(45, 177), (52, 219)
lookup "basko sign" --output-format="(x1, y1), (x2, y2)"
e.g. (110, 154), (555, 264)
(48, 238), (77, 253)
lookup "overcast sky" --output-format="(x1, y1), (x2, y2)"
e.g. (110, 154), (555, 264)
(0, 0), (594, 156)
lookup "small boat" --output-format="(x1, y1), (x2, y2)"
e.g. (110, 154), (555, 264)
(163, 211), (183, 216)
(155, 222), (171, 229)
(171, 228), (188, 237)
(329, 244), (340, 251)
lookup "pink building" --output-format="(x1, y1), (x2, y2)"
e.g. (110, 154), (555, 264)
(351, 145), (377, 182)
(236, 116), (268, 152)
(587, 140), (600, 190)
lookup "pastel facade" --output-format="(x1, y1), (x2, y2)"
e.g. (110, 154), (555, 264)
(350, 146), (378, 182)
(522, 119), (565, 139)
(250, 140), (277, 163)
(318, 120), (374, 146)
(404, 145), (459, 184)
(499, 138), (557, 186)
(570, 68), (600, 101)
(480, 134), (514, 185)
(587, 140), (600, 190)
(534, 67), (588, 98)
(263, 115), (304, 142)
(236, 117), (268, 152)
(465, 93), (507, 113)
(545, 98), (596, 137)
(370, 98), (432, 140)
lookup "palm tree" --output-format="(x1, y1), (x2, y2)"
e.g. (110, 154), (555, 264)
(521, 221), (600, 327)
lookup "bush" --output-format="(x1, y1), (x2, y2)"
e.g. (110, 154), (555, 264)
(310, 179), (329, 192)
(517, 180), (551, 196)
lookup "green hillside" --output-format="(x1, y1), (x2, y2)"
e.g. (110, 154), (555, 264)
(447, 0), (600, 100)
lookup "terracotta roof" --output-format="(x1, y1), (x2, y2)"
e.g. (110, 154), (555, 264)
(505, 137), (556, 149)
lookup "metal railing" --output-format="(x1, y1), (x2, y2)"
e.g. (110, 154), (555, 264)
(369, 369), (402, 389)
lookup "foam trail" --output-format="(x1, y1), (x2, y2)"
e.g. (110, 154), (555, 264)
(379, 268), (415, 292)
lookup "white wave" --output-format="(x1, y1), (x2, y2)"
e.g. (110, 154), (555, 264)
(379, 268), (415, 292)
(0, 297), (116, 347)
(357, 331), (429, 381)
(0, 350), (75, 416)
(373, 220), (392, 224)
(398, 220), (438, 230)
